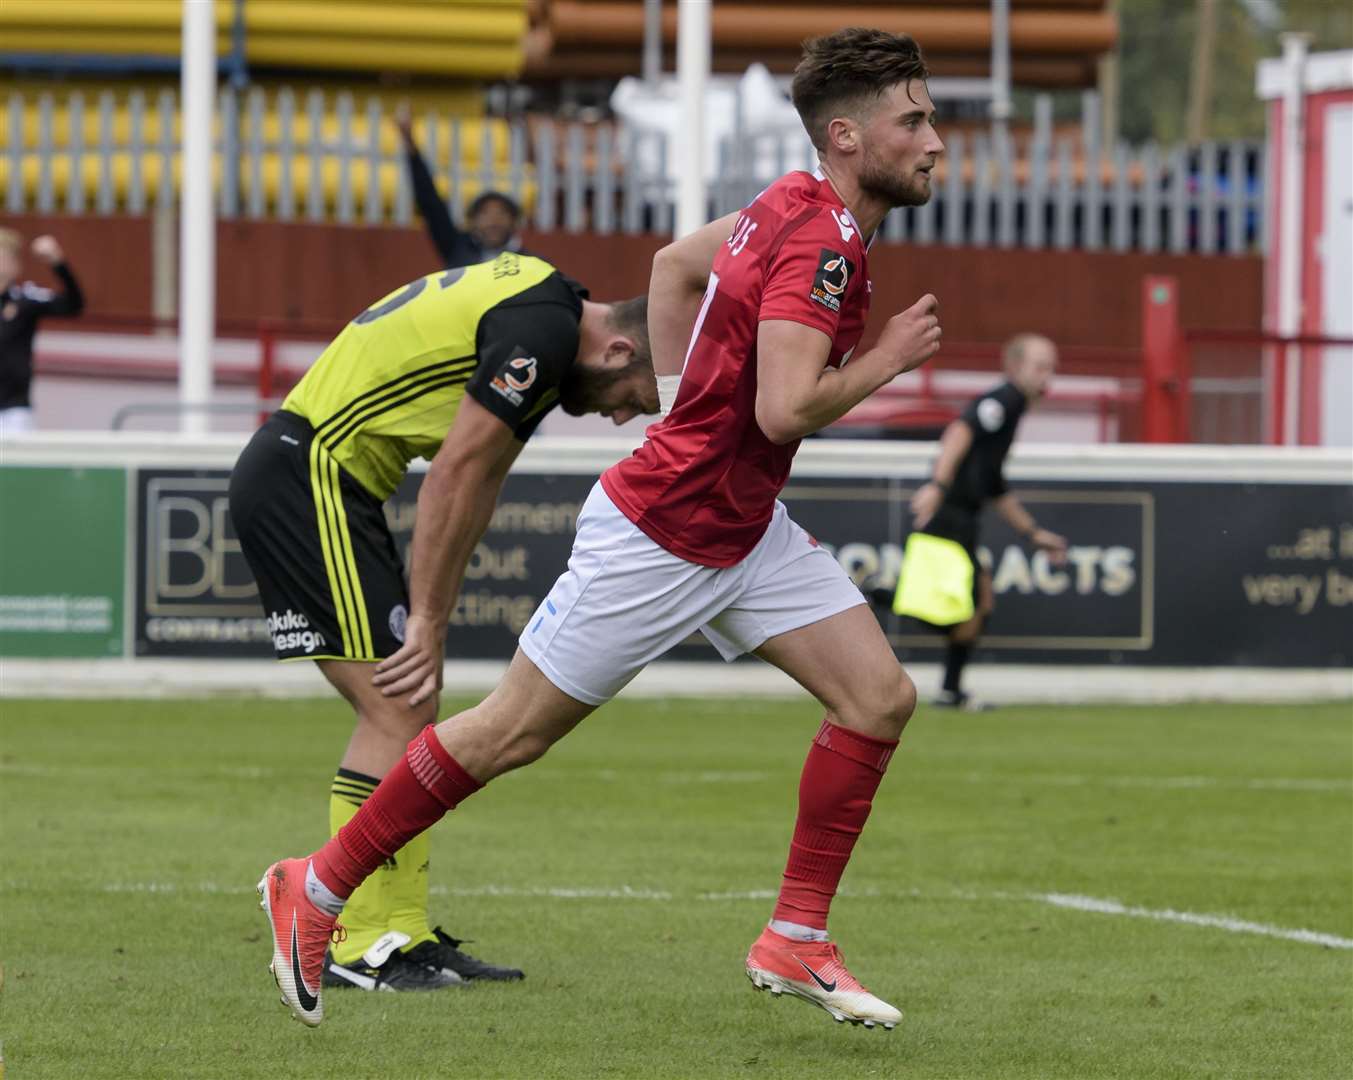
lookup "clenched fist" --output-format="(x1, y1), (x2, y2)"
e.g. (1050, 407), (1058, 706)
(877, 293), (941, 378)
(30, 235), (64, 265)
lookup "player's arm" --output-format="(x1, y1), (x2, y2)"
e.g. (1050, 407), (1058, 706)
(910, 419), (973, 529)
(755, 294), (942, 445)
(993, 492), (1068, 562)
(648, 211), (739, 379)
(396, 108), (476, 268)
(373, 398), (520, 704)
(29, 236), (84, 316)
(374, 294), (577, 702)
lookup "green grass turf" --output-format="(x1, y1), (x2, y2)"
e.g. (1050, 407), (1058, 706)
(0, 696), (1350, 1079)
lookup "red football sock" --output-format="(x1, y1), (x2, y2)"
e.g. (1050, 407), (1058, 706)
(772, 719), (898, 930)
(310, 725), (481, 898)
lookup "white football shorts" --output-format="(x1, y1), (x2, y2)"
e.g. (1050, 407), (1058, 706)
(518, 481), (866, 706)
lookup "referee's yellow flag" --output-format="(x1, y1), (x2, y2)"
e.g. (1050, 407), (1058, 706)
(892, 532), (975, 626)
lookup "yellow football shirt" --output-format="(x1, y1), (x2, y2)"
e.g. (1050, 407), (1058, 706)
(284, 252), (585, 500)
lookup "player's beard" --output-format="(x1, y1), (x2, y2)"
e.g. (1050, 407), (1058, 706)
(859, 148), (932, 208)
(559, 361), (631, 417)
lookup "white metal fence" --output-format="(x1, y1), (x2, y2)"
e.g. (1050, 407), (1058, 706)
(4, 87), (1265, 255)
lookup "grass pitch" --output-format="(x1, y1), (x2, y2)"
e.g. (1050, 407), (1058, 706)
(1, 695), (1350, 1079)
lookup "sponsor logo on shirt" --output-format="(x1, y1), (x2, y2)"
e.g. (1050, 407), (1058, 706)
(977, 397), (1007, 432)
(490, 353), (538, 406)
(267, 608), (327, 654)
(504, 355), (537, 391)
(830, 209), (856, 244)
(388, 603), (408, 643)
(810, 248), (853, 313)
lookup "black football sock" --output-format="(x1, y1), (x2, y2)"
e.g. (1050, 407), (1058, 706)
(943, 640), (971, 695)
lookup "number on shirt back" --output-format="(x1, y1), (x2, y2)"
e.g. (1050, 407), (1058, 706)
(727, 215), (758, 257)
(682, 271), (721, 371)
(351, 267), (465, 325)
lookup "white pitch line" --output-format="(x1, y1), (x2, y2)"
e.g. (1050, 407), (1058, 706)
(51, 879), (1351, 951)
(100, 881), (252, 895)
(433, 884), (674, 901)
(956, 772), (1353, 793)
(1033, 893), (1353, 950)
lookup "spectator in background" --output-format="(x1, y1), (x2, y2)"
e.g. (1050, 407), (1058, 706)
(395, 106), (528, 269)
(0, 229), (84, 435)
(894, 333), (1068, 710)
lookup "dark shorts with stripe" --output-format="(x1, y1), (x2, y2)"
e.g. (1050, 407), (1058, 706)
(228, 410), (407, 662)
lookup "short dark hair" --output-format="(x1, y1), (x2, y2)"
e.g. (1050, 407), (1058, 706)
(790, 28), (930, 151)
(606, 295), (651, 369)
(467, 190), (521, 221)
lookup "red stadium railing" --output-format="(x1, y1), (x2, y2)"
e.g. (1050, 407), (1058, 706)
(35, 293), (1348, 444)
(33, 313), (338, 427)
(830, 355), (1140, 444)
(1140, 277), (1353, 446)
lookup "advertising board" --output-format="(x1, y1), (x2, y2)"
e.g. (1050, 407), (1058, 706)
(0, 466), (125, 658)
(128, 466), (1352, 668)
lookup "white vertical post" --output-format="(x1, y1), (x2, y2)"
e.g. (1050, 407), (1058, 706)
(180, 0), (217, 435)
(675, 0), (710, 238)
(1276, 33), (1308, 445)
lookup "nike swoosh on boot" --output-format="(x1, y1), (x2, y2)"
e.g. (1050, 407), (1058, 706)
(796, 958), (837, 993)
(291, 915), (320, 1013)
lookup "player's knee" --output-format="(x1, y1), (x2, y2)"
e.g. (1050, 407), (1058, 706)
(478, 711), (562, 774)
(841, 664), (915, 738)
(886, 667), (918, 731)
(479, 722), (563, 776)
(496, 729), (556, 772)
(951, 617), (982, 644)
(361, 697), (436, 742)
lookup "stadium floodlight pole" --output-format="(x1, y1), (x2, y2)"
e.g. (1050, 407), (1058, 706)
(179, 0), (217, 436)
(642, 0), (662, 86)
(1275, 32), (1309, 446)
(675, 0), (711, 238)
(990, 0), (1012, 128)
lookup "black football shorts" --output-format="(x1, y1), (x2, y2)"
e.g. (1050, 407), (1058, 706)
(228, 410), (409, 662)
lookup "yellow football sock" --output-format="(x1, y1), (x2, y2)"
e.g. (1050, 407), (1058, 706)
(327, 768), (436, 965)
(388, 827), (436, 952)
(327, 769), (392, 966)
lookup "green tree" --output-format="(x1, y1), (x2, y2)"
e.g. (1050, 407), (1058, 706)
(1114, 0), (1351, 143)
(1280, 0), (1353, 48)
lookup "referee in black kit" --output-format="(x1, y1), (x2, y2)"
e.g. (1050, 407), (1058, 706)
(894, 333), (1069, 710)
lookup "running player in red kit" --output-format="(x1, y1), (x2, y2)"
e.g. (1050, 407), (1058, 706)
(257, 27), (944, 1031)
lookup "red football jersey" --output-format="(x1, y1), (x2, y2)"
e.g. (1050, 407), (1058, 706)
(601, 170), (872, 567)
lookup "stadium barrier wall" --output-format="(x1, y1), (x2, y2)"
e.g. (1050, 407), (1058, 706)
(5, 212), (1264, 355)
(2, 435), (1349, 673)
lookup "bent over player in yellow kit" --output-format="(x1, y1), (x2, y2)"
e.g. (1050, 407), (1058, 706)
(230, 253), (657, 993)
